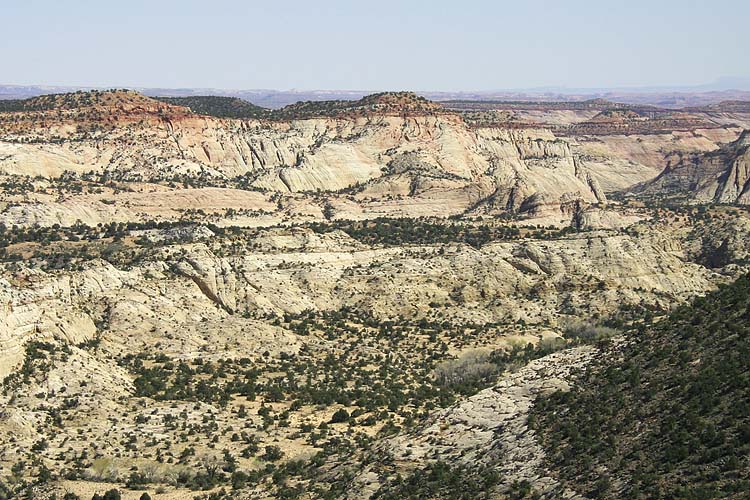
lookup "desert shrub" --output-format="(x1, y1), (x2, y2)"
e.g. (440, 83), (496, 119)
(126, 471), (149, 489)
(535, 336), (568, 354)
(330, 408), (350, 423)
(262, 445), (284, 462)
(91, 489), (121, 500)
(433, 349), (498, 388)
(562, 320), (618, 343)
(84, 459), (120, 482)
(372, 461), (501, 499)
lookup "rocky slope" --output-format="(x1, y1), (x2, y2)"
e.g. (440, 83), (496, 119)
(338, 346), (597, 499)
(0, 221), (719, 379)
(533, 273), (750, 499)
(2, 90), (748, 230)
(1, 206), (746, 498)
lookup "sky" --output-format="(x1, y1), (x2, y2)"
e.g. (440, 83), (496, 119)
(2, 0), (749, 91)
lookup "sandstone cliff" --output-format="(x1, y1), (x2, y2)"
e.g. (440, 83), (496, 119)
(0, 91), (623, 224)
(636, 130), (750, 203)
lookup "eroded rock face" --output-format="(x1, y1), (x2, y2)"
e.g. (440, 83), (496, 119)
(0, 263), (123, 378)
(4, 91), (748, 233)
(636, 130), (750, 203)
(0, 225), (718, 379)
(157, 228), (715, 324)
(0, 92), (621, 225)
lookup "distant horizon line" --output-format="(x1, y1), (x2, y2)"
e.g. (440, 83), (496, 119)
(2, 76), (750, 96)
(4, 80), (750, 110)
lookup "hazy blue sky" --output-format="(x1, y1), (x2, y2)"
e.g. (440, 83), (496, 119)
(2, 0), (748, 91)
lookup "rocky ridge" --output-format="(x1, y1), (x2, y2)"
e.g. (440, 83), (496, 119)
(0, 90), (656, 226)
(635, 130), (750, 203)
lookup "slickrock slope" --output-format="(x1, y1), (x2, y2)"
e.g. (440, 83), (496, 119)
(454, 99), (749, 194)
(0, 224), (718, 379)
(3, 90), (747, 230)
(168, 230), (715, 322)
(340, 346), (597, 499)
(1, 215), (734, 499)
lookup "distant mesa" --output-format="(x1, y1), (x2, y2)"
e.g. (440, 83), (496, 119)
(0, 89), (194, 137)
(0, 88), (446, 122)
(0, 88), (166, 113)
(270, 91), (444, 120)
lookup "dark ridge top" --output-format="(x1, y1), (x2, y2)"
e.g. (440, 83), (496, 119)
(156, 91), (442, 120)
(1, 90), (444, 121)
(687, 100), (750, 113)
(153, 95), (270, 119)
(272, 91), (443, 120)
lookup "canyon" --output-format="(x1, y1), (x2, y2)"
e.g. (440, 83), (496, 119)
(0, 89), (749, 499)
